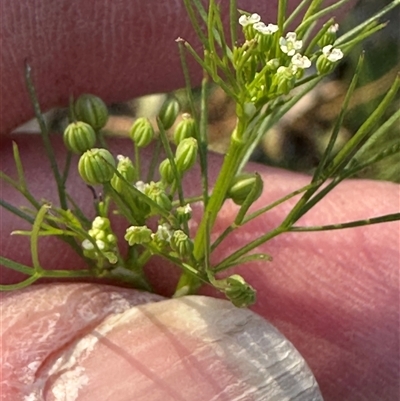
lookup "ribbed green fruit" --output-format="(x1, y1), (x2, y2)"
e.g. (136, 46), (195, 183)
(78, 148), (116, 185)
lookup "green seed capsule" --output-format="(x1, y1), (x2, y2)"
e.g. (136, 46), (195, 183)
(173, 115), (196, 145)
(124, 225), (152, 246)
(129, 117), (155, 148)
(78, 148), (116, 185)
(159, 158), (174, 185)
(63, 121), (96, 154)
(224, 274), (256, 308)
(176, 204), (192, 225)
(170, 230), (194, 259)
(318, 23), (339, 48)
(158, 97), (180, 130)
(227, 173), (263, 206)
(111, 155), (136, 193)
(175, 137), (198, 174)
(74, 94), (109, 131)
(272, 66), (296, 95)
(316, 54), (335, 75)
(143, 181), (172, 212)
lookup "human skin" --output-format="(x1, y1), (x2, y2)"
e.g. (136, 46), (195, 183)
(1, 1), (399, 400)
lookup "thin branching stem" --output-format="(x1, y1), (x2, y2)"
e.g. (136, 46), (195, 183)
(25, 63), (68, 210)
(336, 0), (400, 46)
(289, 213), (400, 232)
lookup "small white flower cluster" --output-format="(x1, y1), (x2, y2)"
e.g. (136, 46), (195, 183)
(238, 13), (261, 27)
(82, 216), (118, 264)
(238, 13), (311, 77)
(254, 22), (279, 35)
(239, 13), (278, 36)
(238, 12), (345, 93)
(279, 32), (313, 75)
(125, 211), (194, 258)
(152, 223), (173, 243)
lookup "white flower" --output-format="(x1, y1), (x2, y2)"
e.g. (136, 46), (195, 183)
(328, 23), (339, 34)
(322, 45), (344, 62)
(182, 204), (192, 214)
(154, 223), (173, 242)
(95, 240), (106, 250)
(82, 239), (94, 250)
(135, 180), (146, 193)
(291, 53), (311, 69)
(279, 32), (303, 56)
(239, 13), (261, 27)
(253, 22), (278, 35)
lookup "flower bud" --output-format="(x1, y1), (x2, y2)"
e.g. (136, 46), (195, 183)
(175, 137), (198, 174)
(170, 230), (194, 259)
(74, 94), (109, 131)
(159, 158), (175, 185)
(151, 223), (173, 250)
(224, 274), (256, 308)
(316, 45), (344, 75)
(253, 22), (278, 53)
(173, 115), (196, 145)
(318, 23), (339, 48)
(266, 58), (280, 73)
(176, 204), (192, 225)
(92, 216), (110, 231)
(63, 121), (96, 154)
(111, 155), (136, 193)
(143, 181), (172, 211)
(129, 117), (155, 148)
(272, 66), (296, 95)
(124, 225), (152, 246)
(227, 173), (263, 206)
(158, 97), (180, 130)
(316, 55), (334, 75)
(78, 148), (116, 185)
(82, 216), (118, 265)
(238, 13), (261, 41)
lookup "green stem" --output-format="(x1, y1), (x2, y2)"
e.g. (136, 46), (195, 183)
(198, 77), (210, 209)
(0, 199), (35, 224)
(62, 151), (73, 185)
(0, 275), (41, 291)
(174, 133), (245, 294)
(157, 118), (186, 210)
(134, 144), (140, 181)
(146, 140), (161, 183)
(229, 0), (237, 48)
(313, 53), (364, 182)
(25, 63), (68, 210)
(328, 74), (399, 177)
(335, 0), (400, 47)
(214, 225), (286, 272)
(284, 0), (312, 30)
(296, 0), (351, 35)
(31, 204), (51, 271)
(289, 213), (400, 232)
(193, 133), (245, 261)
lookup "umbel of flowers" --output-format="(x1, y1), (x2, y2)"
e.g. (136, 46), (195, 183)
(234, 12), (343, 104)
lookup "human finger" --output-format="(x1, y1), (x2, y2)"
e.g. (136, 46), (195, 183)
(1, 283), (323, 401)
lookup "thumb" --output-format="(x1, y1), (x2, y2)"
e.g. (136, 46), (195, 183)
(1, 283), (322, 401)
